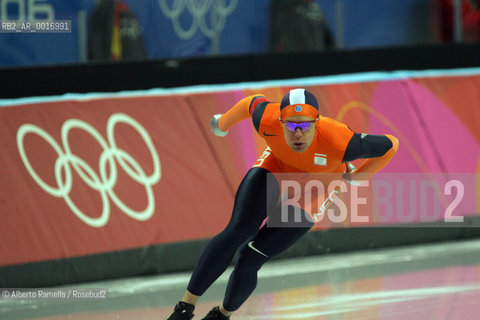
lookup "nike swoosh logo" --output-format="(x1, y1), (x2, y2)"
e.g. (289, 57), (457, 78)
(263, 131), (277, 136)
(248, 241), (268, 257)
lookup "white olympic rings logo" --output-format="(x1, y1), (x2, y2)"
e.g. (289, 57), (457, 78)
(159, 0), (238, 39)
(16, 113), (161, 228)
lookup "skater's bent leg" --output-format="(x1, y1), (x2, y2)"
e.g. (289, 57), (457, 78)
(222, 206), (314, 312)
(186, 167), (280, 299)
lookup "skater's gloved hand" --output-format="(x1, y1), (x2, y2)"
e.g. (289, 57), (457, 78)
(314, 163), (358, 222)
(210, 114), (229, 137)
(342, 162), (356, 183)
(343, 162), (367, 186)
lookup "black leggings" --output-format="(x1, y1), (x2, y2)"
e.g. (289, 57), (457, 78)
(187, 167), (313, 311)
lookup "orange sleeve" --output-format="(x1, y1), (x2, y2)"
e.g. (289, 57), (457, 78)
(218, 94), (265, 132)
(352, 134), (399, 179)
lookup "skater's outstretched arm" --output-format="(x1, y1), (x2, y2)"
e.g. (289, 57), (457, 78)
(343, 133), (399, 182)
(210, 95), (268, 136)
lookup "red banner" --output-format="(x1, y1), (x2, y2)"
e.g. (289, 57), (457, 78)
(0, 96), (233, 266)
